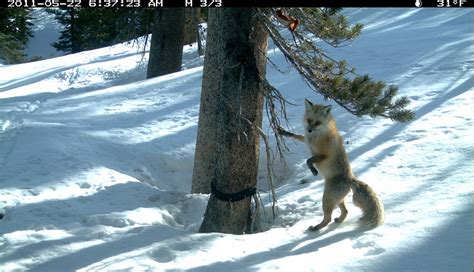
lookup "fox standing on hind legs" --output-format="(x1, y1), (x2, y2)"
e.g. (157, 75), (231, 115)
(278, 99), (384, 231)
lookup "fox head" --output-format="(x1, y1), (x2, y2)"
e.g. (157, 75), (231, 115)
(303, 99), (334, 136)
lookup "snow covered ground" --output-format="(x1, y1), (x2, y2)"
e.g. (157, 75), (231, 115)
(1, 8), (473, 271)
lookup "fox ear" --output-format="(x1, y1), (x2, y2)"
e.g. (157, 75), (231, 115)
(304, 99), (313, 110)
(323, 105), (332, 115)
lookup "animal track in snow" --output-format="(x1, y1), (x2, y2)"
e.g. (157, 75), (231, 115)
(151, 246), (176, 263)
(352, 233), (386, 256)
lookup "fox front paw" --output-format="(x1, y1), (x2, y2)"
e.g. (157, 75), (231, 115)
(306, 157), (320, 176)
(309, 167), (318, 176)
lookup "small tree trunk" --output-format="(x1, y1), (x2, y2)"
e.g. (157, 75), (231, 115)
(193, 8), (268, 234)
(196, 19), (204, 56)
(70, 9), (79, 53)
(147, 8), (185, 78)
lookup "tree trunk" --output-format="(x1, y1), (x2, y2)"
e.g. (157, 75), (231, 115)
(147, 8), (185, 78)
(196, 23), (204, 56)
(70, 9), (79, 53)
(193, 8), (268, 234)
(183, 8), (199, 45)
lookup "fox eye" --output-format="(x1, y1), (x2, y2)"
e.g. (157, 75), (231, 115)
(314, 121), (321, 126)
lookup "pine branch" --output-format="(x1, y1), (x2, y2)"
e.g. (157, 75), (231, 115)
(258, 8), (414, 122)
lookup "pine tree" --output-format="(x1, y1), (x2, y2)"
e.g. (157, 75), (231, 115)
(50, 8), (154, 54)
(0, 9), (33, 64)
(261, 8), (414, 123)
(146, 8), (185, 78)
(183, 8), (198, 45)
(77, 8), (154, 50)
(0, 9), (33, 44)
(193, 8), (268, 234)
(0, 33), (25, 64)
(49, 9), (81, 53)
(114, 9), (154, 44)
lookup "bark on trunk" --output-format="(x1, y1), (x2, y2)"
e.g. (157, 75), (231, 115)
(147, 8), (185, 78)
(193, 8), (268, 234)
(183, 8), (199, 45)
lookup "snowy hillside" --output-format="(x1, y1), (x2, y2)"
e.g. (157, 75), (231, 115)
(1, 8), (473, 271)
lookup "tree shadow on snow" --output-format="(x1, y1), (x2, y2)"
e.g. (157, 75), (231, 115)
(348, 75), (471, 170)
(188, 227), (366, 271)
(379, 207), (473, 271)
(0, 51), (146, 94)
(0, 181), (203, 270)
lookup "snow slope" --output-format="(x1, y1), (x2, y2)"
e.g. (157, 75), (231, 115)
(0, 8), (473, 271)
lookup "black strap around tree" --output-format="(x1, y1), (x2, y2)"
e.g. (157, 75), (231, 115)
(211, 182), (257, 202)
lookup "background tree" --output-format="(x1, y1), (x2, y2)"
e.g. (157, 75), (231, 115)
(0, 9), (33, 44)
(182, 8), (205, 56)
(183, 8), (198, 45)
(0, 33), (26, 64)
(49, 9), (81, 53)
(146, 8), (185, 78)
(49, 8), (154, 54)
(112, 9), (154, 46)
(194, 8), (268, 234)
(0, 9), (33, 64)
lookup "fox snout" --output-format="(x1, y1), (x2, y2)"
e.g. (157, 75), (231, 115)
(305, 120), (322, 134)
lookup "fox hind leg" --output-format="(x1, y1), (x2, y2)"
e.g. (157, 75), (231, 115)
(308, 200), (334, 231)
(308, 190), (337, 231)
(309, 181), (350, 231)
(334, 200), (348, 223)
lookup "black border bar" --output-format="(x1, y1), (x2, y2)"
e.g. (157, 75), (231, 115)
(2, 0), (473, 8)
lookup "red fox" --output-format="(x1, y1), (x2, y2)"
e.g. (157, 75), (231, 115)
(278, 99), (384, 231)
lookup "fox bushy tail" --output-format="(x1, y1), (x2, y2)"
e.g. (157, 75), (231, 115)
(350, 178), (384, 228)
